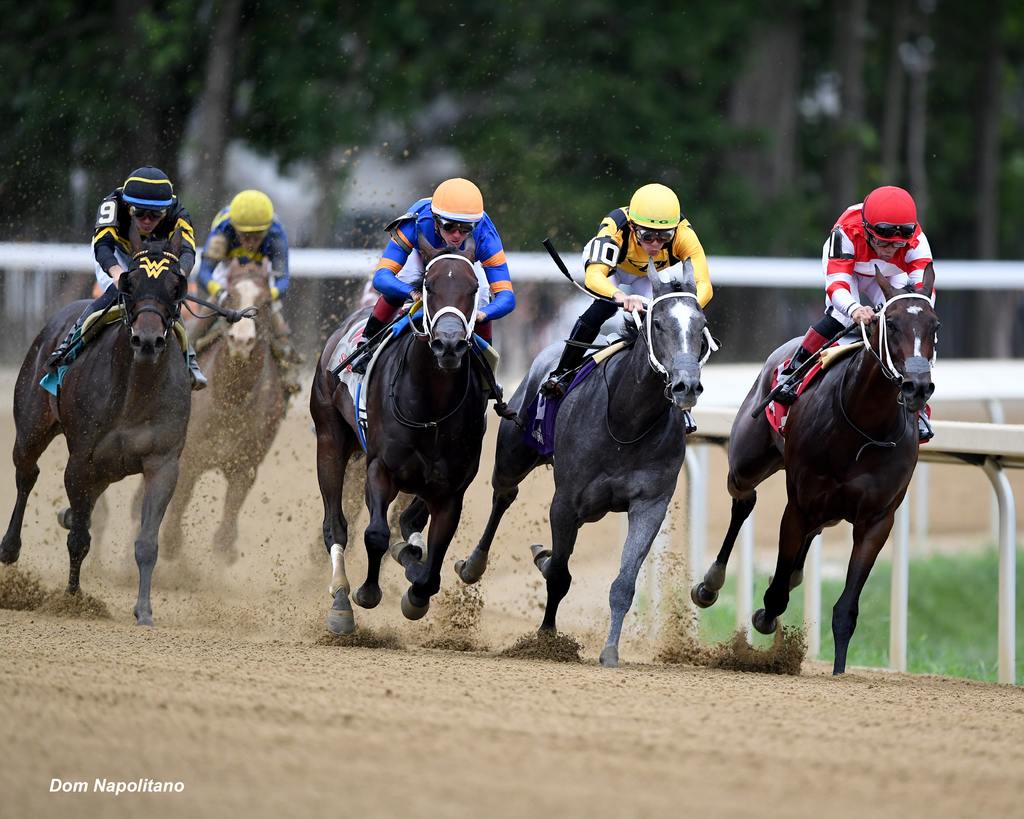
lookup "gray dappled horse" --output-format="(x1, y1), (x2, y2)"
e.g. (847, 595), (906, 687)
(160, 263), (285, 563)
(0, 239), (191, 624)
(691, 268), (938, 674)
(455, 262), (711, 666)
(310, 236), (486, 633)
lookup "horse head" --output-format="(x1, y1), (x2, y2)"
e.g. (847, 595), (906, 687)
(417, 235), (479, 372)
(646, 259), (708, 410)
(222, 260), (272, 359)
(118, 231), (187, 362)
(873, 264), (939, 412)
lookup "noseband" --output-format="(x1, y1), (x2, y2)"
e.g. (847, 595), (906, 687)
(411, 254), (479, 341)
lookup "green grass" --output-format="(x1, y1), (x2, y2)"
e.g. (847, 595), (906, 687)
(690, 548), (1023, 683)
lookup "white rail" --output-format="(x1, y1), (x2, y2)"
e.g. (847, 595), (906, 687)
(685, 406), (1020, 684)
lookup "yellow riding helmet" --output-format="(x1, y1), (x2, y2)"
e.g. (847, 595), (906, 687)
(628, 183), (681, 229)
(228, 190), (274, 232)
(430, 178), (484, 223)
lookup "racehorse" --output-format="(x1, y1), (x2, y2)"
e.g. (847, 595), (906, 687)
(161, 261), (285, 562)
(310, 236), (486, 633)
(455, 262), (712, 666)
(0, 237), (192, 625)
(691, 267), (938, 674)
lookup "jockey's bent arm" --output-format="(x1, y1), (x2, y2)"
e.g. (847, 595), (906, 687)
(474, 221), (515, 321)
(371, 219), (418, 303)
(266, 222), (290, 299)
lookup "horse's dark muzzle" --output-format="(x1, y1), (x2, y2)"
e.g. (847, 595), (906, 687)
(430, 334), (469, 372)
(130, 331), (167, 359)
(901, 356), (934, 410)
(670, 354), (703, 410)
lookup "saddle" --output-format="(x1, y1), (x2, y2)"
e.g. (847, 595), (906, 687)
(39, 305), (189, 396)
(765, 341), (863, 436)
(523, 339), (630, 457)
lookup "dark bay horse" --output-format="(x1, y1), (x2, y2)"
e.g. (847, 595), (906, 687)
(0, 240), (192, 624)
(161, 263), (285, 561)
(692, 268), (938, 674)
(455, 263), (712, 666)
(310, 236), (486, 633)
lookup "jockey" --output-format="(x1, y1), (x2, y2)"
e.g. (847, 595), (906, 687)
(539, 183), (713, 434)
(45, 166), (206, 390)
(773, 185), (935, 440)
(350, 177), (515, 374)
(192, 189), (301, 395)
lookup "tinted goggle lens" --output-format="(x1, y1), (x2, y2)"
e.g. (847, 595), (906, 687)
(635, 226), (675, 243)
(130, 206), (167, 220)
(868, 221), (915, 239)
(439, 219), (476, 234)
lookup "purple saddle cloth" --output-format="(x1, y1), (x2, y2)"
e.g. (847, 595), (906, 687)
(522, 359), (599, 456)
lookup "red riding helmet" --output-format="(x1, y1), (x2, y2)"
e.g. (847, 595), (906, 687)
(862, 186), (918, 242)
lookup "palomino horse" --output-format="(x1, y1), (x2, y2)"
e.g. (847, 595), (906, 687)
(692, 267), (938, 674)
(310, 236), (486, 633)
(0, 239), (191, 624)
(455, 263), (712, 666)
(161, 262), (285, 562)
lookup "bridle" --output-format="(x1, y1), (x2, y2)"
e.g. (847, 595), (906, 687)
(859, 292), (937, 385)
(119, 250), (186, 337)
(627, 292), (718, 387)
(410, 253), (479, 341)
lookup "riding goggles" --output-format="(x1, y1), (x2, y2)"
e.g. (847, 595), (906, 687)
(130, 206), (168, 220)
(634, 226), (676, 244)
(865, 221), (916, 239)
(436, 218), (476, 235)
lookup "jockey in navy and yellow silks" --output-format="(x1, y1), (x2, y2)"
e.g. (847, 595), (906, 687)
(540, 183), (713, 433)
(353, 178), (515, 372)
(191, 190), (302, 395)
(45, 166), (207, 389)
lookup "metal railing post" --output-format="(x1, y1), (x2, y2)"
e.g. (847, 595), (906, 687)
(982, 457), (1016, 685)
(889, 497), (911, 672)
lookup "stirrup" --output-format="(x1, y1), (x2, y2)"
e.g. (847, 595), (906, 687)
(683, 410), (697, 435)
(188, 353), (207, 392)
(772, 371), (801, 406)
(917, 413), (934, 443)
(540, 372), (568, 400)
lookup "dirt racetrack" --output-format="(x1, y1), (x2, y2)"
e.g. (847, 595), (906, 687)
(1, 371), (1023, 818)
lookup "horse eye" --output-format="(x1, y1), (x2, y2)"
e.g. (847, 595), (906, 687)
(652, 317), (663, 330)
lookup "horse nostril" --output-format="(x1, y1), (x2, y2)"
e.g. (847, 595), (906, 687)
(926, 383), (935, 399)
(130, 335), (142, 349)
(430, 340), (445, 357)
(455, 340), (469, 355)
(154, 336), (166, 351)
(696, 382), (704, 396)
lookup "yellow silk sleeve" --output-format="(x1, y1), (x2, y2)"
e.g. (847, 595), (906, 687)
(582, 217), (624, 299)
(673, 223), (713, 307)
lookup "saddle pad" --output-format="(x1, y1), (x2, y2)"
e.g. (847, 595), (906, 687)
(765, 341), (864, 436)
(522, 341), (630, 457)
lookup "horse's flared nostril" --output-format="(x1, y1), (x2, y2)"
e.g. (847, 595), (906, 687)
(130, 334), (142, 349)
(455, 339), (469, 355)
(430, 340), (445, 357)
(154, 336), (167, 351)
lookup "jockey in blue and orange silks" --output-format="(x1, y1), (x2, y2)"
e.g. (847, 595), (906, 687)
(351, 178), (515, 374)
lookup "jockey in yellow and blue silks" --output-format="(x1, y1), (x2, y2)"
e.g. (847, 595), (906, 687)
(191, 190), (302, 394)
(353, 178), (515, 373)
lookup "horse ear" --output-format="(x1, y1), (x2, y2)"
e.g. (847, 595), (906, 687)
(874, 264), (895, 300)
(460, 235), (477, 263)
(919, 262), (935, 298)
(168, 228), (182, 260)
(128, 220), (143, 254)
(681, 259), (697, 293)
(418, 233), (441, 265)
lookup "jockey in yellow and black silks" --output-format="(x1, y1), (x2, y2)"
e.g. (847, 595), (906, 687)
(540, 183), (713, 434)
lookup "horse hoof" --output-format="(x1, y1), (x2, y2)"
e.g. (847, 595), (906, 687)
(454, 552), (486, 584)
(353, 584), (382, 609)
(0, 536), (20, 564)
(788, 569), (804, 590)
(704, 561), (726, 591)
(690, 582), (719, 609)
(752, 608), (778, 635)
(400, 590), (429, 621)
(57, 507), (72, 530)
(529, 544), (551, 575)
(326, 591), (356, 635)
(134, 608), (154, 627)
(389, 541), (423, 567)
(599, 646), (619, 668)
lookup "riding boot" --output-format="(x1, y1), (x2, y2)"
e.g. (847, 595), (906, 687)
(683, 409), (697, 435)
(917, 411), (934, 443)
(45, 320), (85, 374)
(187, 346), (207, 391)
(540, 319), (601, 400)
(351, 314), (388, 375)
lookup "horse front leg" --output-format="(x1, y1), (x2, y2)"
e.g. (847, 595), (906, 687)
(601, 496), (671, 668)
(692, 491), (757, 608)
(454, 485), (519, 584)
(754, 501), (808, 634)
(537, 492), (580, 634)
(832, 511), (895, 674)
(214, 470), (258, 564)
(133, 457), (180, 626)
(62, 463), (109, 596)
(355, 457), (398, 610)
(400, 495), (464, 620)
